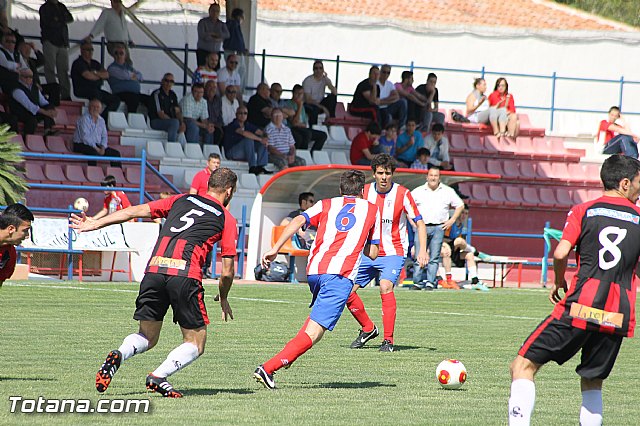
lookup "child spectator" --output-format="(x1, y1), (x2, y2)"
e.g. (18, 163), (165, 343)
(410, 147), (431, 170)
(92, 175), (131, 220)
(395, 119), (423, 167)
(423, 123), (452, 170)
(378, 123), (397, 156)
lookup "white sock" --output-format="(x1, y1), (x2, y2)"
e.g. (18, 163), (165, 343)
(152, 343), (199, 378)
(580, 390), (603, 426)
(468, 265), (478, 280)
(508, 379), (535, 425)
(118, 333), (149, 361)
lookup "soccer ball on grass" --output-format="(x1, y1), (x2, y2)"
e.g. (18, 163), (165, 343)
(436, 359), (467, 390)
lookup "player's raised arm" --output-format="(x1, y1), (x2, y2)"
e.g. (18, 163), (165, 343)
(70, 204), (152, 233)
(261, 215), (307, 267)
(550, 239), (572, 304)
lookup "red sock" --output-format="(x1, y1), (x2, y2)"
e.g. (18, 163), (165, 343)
(380, 292), (396, 344)
(346, 292), (374, 333)
(263, 328), (313, 374)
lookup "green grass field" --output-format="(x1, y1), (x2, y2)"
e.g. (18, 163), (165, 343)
(1, 281), (639, 425)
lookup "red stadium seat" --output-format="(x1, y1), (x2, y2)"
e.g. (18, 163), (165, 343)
(488, 186), (513, 207)
(505, 187), (525, 207)
(26, 135), (48, 152)
(486, 160), (504, 176)
(469, 158), (488, 174)
(587, 189), (602, 200)
(502, 160), (521, 179)
(535, 162), (555, 182)
(106, 167), (129, 187)
(471, 184), (497, 206)
(519, 162), (537, 179)
(583, 163), (601, 183)
(10, 134), (26, 150)
(65, 165), (89, 184)
(44, 164), (67, 183)
(550, 162), (571, 181)
(86, 166), (105, 183)
(539, 188), (560, 208)
(449, 133), (468, 153)
(522, 187), (553, 209)
(555, 188), (574, 207)
(25, 163), (47, 182)
(46, 136), (69, 153)
(573, 189), (589, 204)
(454, 157), (470, 173)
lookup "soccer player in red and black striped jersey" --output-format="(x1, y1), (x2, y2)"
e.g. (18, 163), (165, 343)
(508, 155), (640, 426)
(71, 168), (238, 398)
(0, 204), (34, 287)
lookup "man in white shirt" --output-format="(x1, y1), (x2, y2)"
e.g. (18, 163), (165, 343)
(377, 64), (407, 129)
(302, 60), (337, 125)
(410, 168), (464, 290)
(84, 0), (134, 63)
(217, 54), (241, 97)
(221, 85), (240, 126)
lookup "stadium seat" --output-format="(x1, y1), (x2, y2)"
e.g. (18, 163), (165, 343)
(184, 144), (205, 161)
(312, 150), (331, 165)
(203, 144), (223, 160)
(330, 151), (350, 165)
(296, 149), (315, 166)
(583, 163), (601, 183)
(128, 113), (149, 130)
(555, 188), (574, 207)
(567, 163), (588, 184)
(53, 108), (70, 127)
(146, 141), (167, 161)
(573, 189), (589, 204)
(183, 168), (200, 190)
(86, 166), (106, 183)
(486, 159), (503, 176)
(108, 111), (129, 131)
(466, 135), (486, 153)
(26, 135), (48, 152)
(449, 133), (468, 153)
(454, 157), (470, 173)
(25, 163), (47, 182)
(44, 164), (67, 183)
(470, 184), (495, 206)
(550, 162), (571, 181)
(258, 174), (272, 187)
(469, 158), (489, 174)
(271, 225), (309, 282)
(328, 126), (349, 144)
(46, 136), (69, 153)
(535, 162), (555, 182)
(539, 188), (560, 208)
(519, 162), (537, 179)
(238, 173), (259, 191)
(64, 165), (89, 184)
(522, 187), (553, 209)
(502, 160), (521, 179)
(505, 187), (525, 207)
(475, 135), (498, 154)
(106, 167), (129, 186)
(10, 134), (26, 150)
(347, 127), (360, 141)
(488, 185), (510, 206)
(587, 188), (602, 200)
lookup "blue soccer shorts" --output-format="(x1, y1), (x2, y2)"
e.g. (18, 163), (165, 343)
(307, 274), (353, 331)
(354, 255), (405, 287)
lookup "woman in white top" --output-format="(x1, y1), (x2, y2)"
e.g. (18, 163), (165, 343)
(465, 78), (490, 126)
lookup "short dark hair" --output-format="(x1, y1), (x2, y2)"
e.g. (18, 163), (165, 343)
(365, 122), (382, 135)
(340, 170), (365, 196)
(192, 83), (205, 91)
(298, 192), (314, 205)
(417, 147), (430, 157)
(101, 175), (117, 187)
(427, 72), (437, 81)
(0, 203), (34, 230)
(431, 123), (445, 133)
(401, 70), (413, 81)
(385, 123), (397, 132)
(231, 7), (244, 19)
(208, 167), (237, 192)
(208, 153), (221, 161)
(371, 154), (397, 173)
(292, 84), (303, 93)
(369, 65), (379, 74)
(608, 106), (620, 114)
(601, 155), (640, 191)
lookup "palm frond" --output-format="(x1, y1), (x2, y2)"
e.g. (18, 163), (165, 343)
(0, 127), (28, 205)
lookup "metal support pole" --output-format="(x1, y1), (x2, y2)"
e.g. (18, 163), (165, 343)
(335, 55), (340, 92)
(183, 43), (189, 97)
(237, 205), (247, 278)
(541, 221), (551, 286)
(480, 66), (485, 79)
(139, 149), (147, 206)
(67, 207), (74, 280)
(261, 49), (266, 83)
(619, 75), (625, 110)
(550, 72), (557, 131)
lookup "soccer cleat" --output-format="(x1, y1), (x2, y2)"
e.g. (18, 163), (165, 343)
(472, 282), (490, 292)
(350, 325), (379, 349)
(254, 365), (276, 390)
(379, 339), (394, 352)
(146, 374), (183, 398)
(96, 350), (122, 393)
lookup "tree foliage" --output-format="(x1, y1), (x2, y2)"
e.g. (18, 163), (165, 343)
(555, 0), (640, 28)
(0, 125), (28, 205)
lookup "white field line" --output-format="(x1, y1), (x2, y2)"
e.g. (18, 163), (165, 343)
(5, 282), (540, 320)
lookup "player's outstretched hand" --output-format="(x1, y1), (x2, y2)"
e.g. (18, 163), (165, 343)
(69, 212), (98, 233)
(219, 297), (234, 321)
(261, 248), (278, 269)
(549, 280), (567, 305)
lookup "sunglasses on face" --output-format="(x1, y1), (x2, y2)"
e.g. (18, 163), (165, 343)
(115, 52), (125, 56)
(228, 61), (238, 64)
(236, 111), (248, 115)
(82, 48), (94, 52)
(163, 79), (175, 83)
(227, 90), (236, 94)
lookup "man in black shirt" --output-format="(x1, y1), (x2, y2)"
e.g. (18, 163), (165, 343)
(70, 41), (120, 120)
(247, 82), (272, 129)
(148, 73), (182, 142)
(415, 73), (445, 132)
(349, 66), (384, 127)
(39, 0), (73, 101)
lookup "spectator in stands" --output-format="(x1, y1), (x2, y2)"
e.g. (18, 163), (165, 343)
(221, 84), (239, 126)
(395, 119), (424, 167)
(92, 174), (131, 220)
(196, 3), (229, 67)
(107, 44), (145, 113)
(280, 192), (317, 249)
(302, 60), (337, 126)
(223, 8), (248, 89)
(247, 82), (272, 129)
(71, 41), (120, 120)
(286, 84), (327, 152)
(217, 53), (241, 97)
(17, 40), (60, 106)
(39, 0), (73, 102)
(10, 69), (57, 137)
(204, 80), (223, 146)
(349, 65), (384, 127)
(189, 153), (220, 195)
(73, 98), (122, 167)
(378, 64), (407, 129)
(180, 83), (215, 145)
(0, 31), (21, 92)
(265, 108), (305, 170)
(394, 71), (427, 123)
(488, 77), (519, 138)
(193, 52), (219, 86)
(423, 123), (452, 170)
(411, 147), (431, 170)
(148, 72), (182, 143)
(223, 106), (271, 175)
(410, 167), (464, 290)
(84, 0), (134, 63)
(0, 0), (8, 35)
(415, 73), (445, 133)
(465, 78), (490, 126)
(269, 83), (294, 118)
(597, 106), (639, 159)
(378, 123), (397, 157)
(349, 122), (382, 166)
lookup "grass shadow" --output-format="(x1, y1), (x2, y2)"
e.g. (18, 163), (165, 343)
(309, 381), (396, 389)
(119, 388), (255, 397)
(0, 377), (57, 382)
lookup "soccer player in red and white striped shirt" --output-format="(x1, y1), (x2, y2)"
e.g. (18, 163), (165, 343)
(346, 154), (428, 352)
(254, 170), (381, 389)
(508, 155), (640, 426)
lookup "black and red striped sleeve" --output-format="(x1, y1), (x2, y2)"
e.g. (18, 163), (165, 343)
(147, 194), (182, 220)
(561, 204), (585, 247)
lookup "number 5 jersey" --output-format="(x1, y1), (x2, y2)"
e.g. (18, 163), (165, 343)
(553, 195), (640, 337)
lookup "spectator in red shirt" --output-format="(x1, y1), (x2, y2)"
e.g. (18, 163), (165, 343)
(350, 122), (382, 165)
(488, 77), (519, 138)
(93, 175), (132, 220)
(190, 153), (221, 195)
(597, 106), (639, 159)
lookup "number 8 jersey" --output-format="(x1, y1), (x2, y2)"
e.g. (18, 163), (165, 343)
(552, 195), (640, 337)
(146, 194), (237, 280)
(302, 196), (381, 282)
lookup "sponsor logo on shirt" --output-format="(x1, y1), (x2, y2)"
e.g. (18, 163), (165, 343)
(149, 256), (187, 270)
(569, 302), (624, 328)
(587, 207), (639, 224)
